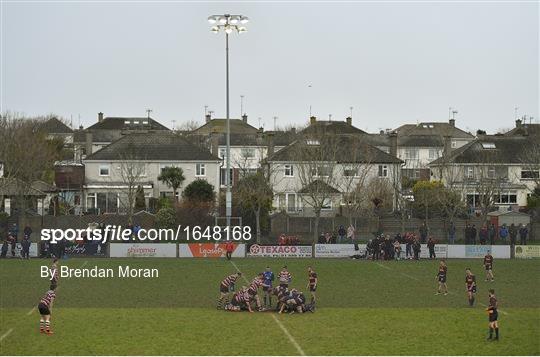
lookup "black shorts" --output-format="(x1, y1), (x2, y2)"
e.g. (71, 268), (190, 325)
(38, 303), (50, 316)
(220, 285), (229, 294)
(485, 264), (492, 271)
(489, 311), (498, 322)
(468, 285), (477, 293)
(309, 285), (317, 292)
(438, 275), (446, 283)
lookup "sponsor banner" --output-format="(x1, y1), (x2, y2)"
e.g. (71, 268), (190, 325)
(178, 243), (246, 258)
(447, 245), (510, 259)
(419, 244), (448, 259)
(110, 243), (177, 258)
(514, 245), (540, 259)
(248, 244), (312, 258)
(315, 244), (366, 258)
(64, 242), (107, 256)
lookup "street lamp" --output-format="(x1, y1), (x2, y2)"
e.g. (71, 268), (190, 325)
(208, 14), (249, 227)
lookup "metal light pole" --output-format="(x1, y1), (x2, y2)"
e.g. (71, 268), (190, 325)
(208, 14), (248, 227)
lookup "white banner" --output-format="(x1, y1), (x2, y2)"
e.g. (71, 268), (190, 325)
(447, 245), (510, 259)
(178, 243), (246, 258)
(315, 244), (366, 258)
(419, 244), (448, 259)
(13, 242), (38, 257)
(110, 243), (177, 258)
(248, 244), (312, 258)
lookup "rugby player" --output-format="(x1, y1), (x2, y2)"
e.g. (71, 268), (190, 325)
(49, 258), (59, 290)
(225, 287), (253, 312)
(307, 266), (318, 304)
(38, 288), (56, 335)
(483, 251), (494, 282)
(247, 273), (270, 311)
(262, 266), (275, 308)
(217, 272), (241, 309)
(465, 268), (477, 307)
(486, 289), (499, 341)
(273, 286), (290, 312)
(279, 289), (309, 314)
(278, 266), (292, 288)
(435, 260), (448, 295)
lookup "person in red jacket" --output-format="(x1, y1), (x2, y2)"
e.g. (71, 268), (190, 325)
(225, 241), (234, 260)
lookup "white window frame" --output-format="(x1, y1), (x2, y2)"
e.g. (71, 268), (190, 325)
(284, 164), (294, 177)
(465, 166), (474, 179)
(521, 169), (540, 180)
(321, 198), (332, 211)
(378, 165), (388, 178)
(428, 149), (438, 159)
(286, 193), (297, 213)
(196, 163), (206, 177)
(99, 164), (110, 177)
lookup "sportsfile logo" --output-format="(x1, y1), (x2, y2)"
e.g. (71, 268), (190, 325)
(40, 225), (183, 244)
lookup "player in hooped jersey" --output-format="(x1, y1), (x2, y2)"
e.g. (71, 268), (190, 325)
(278, 266), (292, 288)
(486, 289), (500, 341)
(225, 287), (253, 312)
(483, 251), (494, 282)
(465, 268), (477, 307)
(247, 273), (270, 311)
(217, 272), (241, 309)
(435, 260), (448, 295)
(307, 266), (318, 304)
(38, 289), (56, 335)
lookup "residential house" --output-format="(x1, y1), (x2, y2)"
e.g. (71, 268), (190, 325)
(82, 132), (220, 214)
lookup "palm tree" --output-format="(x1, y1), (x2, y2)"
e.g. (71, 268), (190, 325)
(158, 167), (185, 203)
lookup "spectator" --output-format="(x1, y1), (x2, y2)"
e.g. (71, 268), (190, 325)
(471, 225), (477, 245)
(413, 239), (421, 260)
(8, 233), (16, 257)
(337, 225), (346, 244)
(393, 238), (401, 260)
(1, 239), (8, 258)
(488, 224), (496, 245)
(479, 225), (488, 245)
(464, 224), (471, 245)
(519, 224), (528, 245)
(23, 225), (32, 239)
(21, 235), (31, 259)
(347, 224), (355, 244)
(499, 224), (509, 244)
(324, 232), (332, 244)
(405, 233), (413, 259)
(8, 223), (18, 239)
(372, 235), (380, 260)
(419, 222), (428, 244)
(448, 222), (456, 244)
(427, 236), (436, 259)
(509, 224), (518, 246)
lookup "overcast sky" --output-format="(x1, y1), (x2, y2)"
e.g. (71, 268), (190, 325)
(1, 1), (538, 134)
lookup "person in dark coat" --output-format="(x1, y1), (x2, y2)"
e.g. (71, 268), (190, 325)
(509, 224), (518, 246)
(419, 223), (428, 244)
(21, 235), (31, 259)
(427, 237), (436, 259)
(470, 225), (477, 245)
(464, 224), (471, 245)
(1, 239), (8, 258)
(479, 225), (488, 245)
(488, 224), (496, 245)
(519, 224), (529, 245)
(413, 239), (421, 260)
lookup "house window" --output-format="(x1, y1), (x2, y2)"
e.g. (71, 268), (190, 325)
(196, 163), (206, 176)
(405, 149), (419, 159)
(284, 165), (294, 177)
(99, 165), (110, 176)
(465, 166), (474, 179)
(378, 165), (388, 178)
(428, 149), (438, 159)
(306, 139), (320, 146)
(312, 166), (331, 177)
(451, 141), (457, 148)
(343, 166), (357, 177)
(495, 191), (518, 204)
(286, 193), (297, 213)
(321, 198), (332, 211)
(487, 166), (496, 179)
(86, 193), (96, 209)
(481, 142), (496, 149)
(240, 148), (255, 158)
(521, 169), (540, 179)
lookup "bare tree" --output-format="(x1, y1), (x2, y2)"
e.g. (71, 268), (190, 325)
(116, 144), (147, 224)
(177, 120), (201, 132)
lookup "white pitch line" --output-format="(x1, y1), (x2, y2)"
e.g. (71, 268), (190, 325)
(229, 260), (306, 356)
(0, 328), (13, 343)
(26, 306), (36, 316)
(400, 272), (420, 281)
(375, 262), (391, 270)
(479, 302), (509, 316)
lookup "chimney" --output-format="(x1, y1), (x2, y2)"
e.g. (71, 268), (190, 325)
(98, 112), (104, 123)
(449, 119), (455, 127)
(85, 132), (93, 156)
(242, 114), (248, 123)
(389, 131), (397, 157)
(290, 127), (296, 134)
(515, 119), (522, 128)
(266, 132), (275, 157)
(310, 116), (316, 125)
(205, 114), (211, 123)
(346, 117), (352, 126)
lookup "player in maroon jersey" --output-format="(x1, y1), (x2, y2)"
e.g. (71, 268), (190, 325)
(306, 266), (318, 304)
(435, 260), (448, 295)
(483, 251), (494, 282)
(486, 289), (499, 341)
(217, 272), (241, 309)
(38, 289), (56, 335)
(465, 268), (477, 307)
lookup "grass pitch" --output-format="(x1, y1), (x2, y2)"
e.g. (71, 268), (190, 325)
(0, 257), (539, 355)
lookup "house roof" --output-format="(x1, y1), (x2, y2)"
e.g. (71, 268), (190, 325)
(193, 119), (259, 135)
(430, 135), (537, 165)
(398, 135), (444, 147)
(301, 120), (367, 135)
(267, 135), (402, 164)
(504, 123), (540, 137)
(487, 210), (531, 217)
(298, 180), (340, 194)
(39, 117), (73, 134)
(394, 122), (473, 140)
(85, 117), (169, 131)
(0, 179), (57, 196)
(84, 132), (219, 162)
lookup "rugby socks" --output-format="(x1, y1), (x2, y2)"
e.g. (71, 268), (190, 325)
(40, 319), (45, 333)
(495, 328), (499, 340)
(489, 328), (493, 339)
(45, 321), (51, 333)
(217, 298), (223, 309)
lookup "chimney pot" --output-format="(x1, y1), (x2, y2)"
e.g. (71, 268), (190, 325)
(205, 114), (211, 123)
(346, 116), (352, 126)
(310, 116), (317, 124)
(449, 119), (455, 127)
(242, 114), (248, 123)
(515, 119), (522, 128)
(98, 112), (104, 122)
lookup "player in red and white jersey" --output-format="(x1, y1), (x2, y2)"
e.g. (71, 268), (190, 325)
(225, 287), (253, 312)
(217, 272), (241, 309)
(38, 289), (56, 335)
(247, 273), (270, 311)
(278, 266), (292, 288)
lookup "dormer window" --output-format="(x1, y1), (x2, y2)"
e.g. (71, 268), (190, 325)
(306, 139), (320, 146)
(481, 142), (496, 149)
